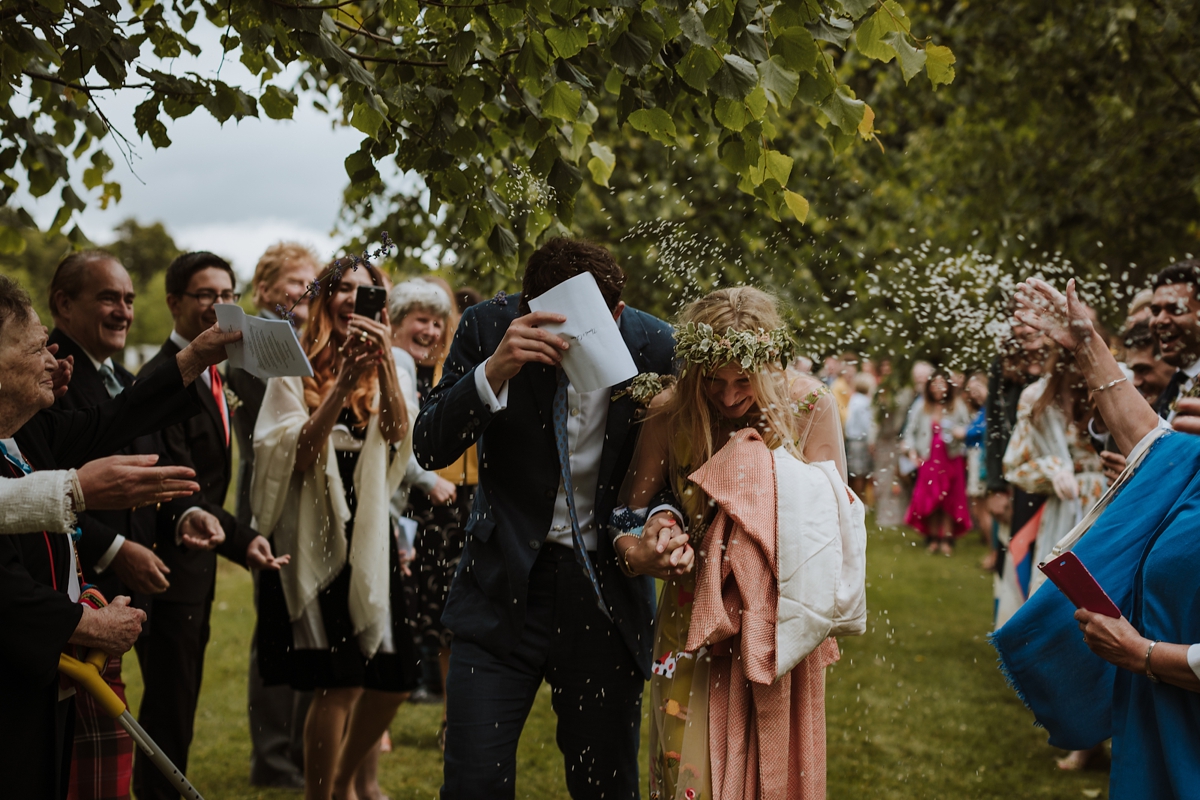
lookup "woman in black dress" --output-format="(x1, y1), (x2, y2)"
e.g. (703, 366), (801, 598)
(252, 263), (418, 800)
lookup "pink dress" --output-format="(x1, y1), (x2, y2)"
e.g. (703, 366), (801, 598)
(905, 421), (971, 538)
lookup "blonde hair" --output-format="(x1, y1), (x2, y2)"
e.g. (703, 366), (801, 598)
(252, 242), (319, 308)
(661, 287), (800, 477)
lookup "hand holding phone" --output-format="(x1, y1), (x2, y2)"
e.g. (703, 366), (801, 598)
(354, 285), (388, 321)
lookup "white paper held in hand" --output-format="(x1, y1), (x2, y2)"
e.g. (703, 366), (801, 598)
(215, 304), (315, 379)
(526, 272), (637, 393)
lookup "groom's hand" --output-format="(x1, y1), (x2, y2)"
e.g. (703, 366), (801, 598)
(485, 311), (569, 394)
(618, 512), (694, 578)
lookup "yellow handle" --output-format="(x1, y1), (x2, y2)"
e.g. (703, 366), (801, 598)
(85, 649), (109, 672)
(58, 653), (127, 719)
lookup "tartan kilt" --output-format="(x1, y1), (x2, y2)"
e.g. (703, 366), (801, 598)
(67, 655), (133, 800)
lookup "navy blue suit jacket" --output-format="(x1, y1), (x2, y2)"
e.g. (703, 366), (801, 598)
(414, 294), (675, 679)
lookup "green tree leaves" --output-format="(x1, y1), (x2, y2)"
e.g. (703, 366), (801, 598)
(628, 108), (677, 145)
(1, 0), (955, 262)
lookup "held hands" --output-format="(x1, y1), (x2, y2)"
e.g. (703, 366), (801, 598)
(1013, 278), (1096, 354)
(246, 535), (290, 571)
(76, 454), (199, 510)
(1075, 608), (1147, 673)
(618, 512), (694, 579)
(485, 311), (569, 392)
(179, 509), (226, 550)
(1051, 468), (1080, 501)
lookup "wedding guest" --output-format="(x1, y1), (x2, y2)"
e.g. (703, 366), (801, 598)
(0, 273), (236, 799)
(1149, 260), (1200, 419)
(42, 250), (228, 800)
(984, 320), (1047, 572)
(997, 350), (1107, 628)
(871, 359), (913, 526)
(844, 372), (876, 496)
(387, 279), (463, 746)
(995, 277), (1200, 800)
(963, 372), (990, 541)
(413, 238), (677, 799)
(1122, 322), (1176, 407)
(903, 369), (972, 554)
(251, 261), (418, 800)
(227, 242), (319, 791)
(135, 252), (287, 800)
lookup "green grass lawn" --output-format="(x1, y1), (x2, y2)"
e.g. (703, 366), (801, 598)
(121, 520), (1111, 799)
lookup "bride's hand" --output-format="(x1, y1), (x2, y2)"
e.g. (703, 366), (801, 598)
(1013, 278), (1096, 354)
(621, 513), (694, 578)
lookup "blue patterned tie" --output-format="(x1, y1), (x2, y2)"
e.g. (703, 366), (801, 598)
(98, 363), (124, 398)
(552, 370), (610, 620)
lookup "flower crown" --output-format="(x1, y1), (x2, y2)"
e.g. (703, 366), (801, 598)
(674, 322), (796, 373)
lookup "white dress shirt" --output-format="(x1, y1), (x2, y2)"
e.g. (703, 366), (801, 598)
(474, 359), (607, 551)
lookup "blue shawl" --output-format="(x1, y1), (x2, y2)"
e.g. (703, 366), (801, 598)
(991, 430), (1200, 799)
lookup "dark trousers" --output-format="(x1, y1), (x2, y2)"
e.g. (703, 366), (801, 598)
(441, 543), (644, 800)
(132, 599), (211, 800)
(248, 571), (309, 786)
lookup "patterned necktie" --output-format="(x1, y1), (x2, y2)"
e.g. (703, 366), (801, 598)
(551, 370), (610, 620)
(209, 365), (230, 447)
(97, 363), (124, 398)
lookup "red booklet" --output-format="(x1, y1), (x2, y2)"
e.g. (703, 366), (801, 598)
(1038, 552), (1121, 618)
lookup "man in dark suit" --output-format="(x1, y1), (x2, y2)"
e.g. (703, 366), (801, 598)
(226, 242), (317, 789)
(414, 239), (682, 799)
(44, 249), (230, 800)
(135, 251), (287, 800)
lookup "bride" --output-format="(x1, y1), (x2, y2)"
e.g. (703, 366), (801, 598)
(611, 287), (866, 800)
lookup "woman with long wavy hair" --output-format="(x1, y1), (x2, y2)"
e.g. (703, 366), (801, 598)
(252, 262), (419, 800)
(613, 287), (865, 800)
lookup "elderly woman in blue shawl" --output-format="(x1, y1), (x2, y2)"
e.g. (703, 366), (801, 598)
(993, 277), (1200, 799)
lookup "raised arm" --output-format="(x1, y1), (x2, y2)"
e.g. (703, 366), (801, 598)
(1015, 279), (1160, 456)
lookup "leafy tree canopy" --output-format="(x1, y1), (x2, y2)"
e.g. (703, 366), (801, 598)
(1, 0), (953, 262)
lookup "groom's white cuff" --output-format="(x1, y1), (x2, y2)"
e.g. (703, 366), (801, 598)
(474, 358), (510, 412)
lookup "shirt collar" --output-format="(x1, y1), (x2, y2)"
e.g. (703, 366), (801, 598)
(58, 330), (113, 374)
(169, 329), (191, 352)
(1184, 358), (1200, 380)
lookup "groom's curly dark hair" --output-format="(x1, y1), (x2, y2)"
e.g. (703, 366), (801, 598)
(519, 237), (626, 313)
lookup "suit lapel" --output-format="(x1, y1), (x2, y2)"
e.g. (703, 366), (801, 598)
(49, 329), (110, 407)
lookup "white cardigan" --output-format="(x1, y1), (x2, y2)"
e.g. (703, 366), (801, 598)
(250, 375), (414, 658)
(0, 471), (81, 534)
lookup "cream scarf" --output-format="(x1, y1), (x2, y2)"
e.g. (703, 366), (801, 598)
(251, 375), (413, 657)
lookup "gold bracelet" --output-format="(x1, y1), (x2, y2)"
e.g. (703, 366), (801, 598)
(613, 532), (640, 577)
(1089, 376), (1127, 396)
(1145, 640), (1161, 683)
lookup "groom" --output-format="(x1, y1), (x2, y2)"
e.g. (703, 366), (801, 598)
(414, 238), (675, 799)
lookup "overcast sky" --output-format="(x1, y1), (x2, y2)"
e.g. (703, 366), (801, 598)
(21, 23), (403, 280)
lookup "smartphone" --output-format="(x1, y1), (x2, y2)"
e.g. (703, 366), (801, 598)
(354, 285), (388, 321)
(1038, 551), (1121, 618)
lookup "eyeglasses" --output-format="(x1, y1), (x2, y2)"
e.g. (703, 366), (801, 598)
(183, 290), (241, 308)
